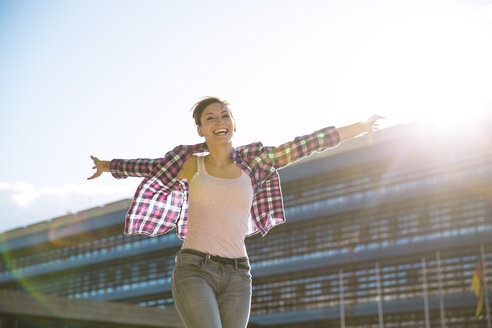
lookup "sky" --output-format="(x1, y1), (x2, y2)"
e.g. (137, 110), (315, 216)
(1, 0), (491, 233)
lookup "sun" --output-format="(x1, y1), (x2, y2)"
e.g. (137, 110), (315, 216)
(312, 0), (492, 134)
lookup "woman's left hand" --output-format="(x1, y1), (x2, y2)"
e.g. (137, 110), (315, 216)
(363, 115), (385, 135)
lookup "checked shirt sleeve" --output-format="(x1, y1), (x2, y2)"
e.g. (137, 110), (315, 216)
(264, 126), (340, 169)
(110, 158), (163, 179)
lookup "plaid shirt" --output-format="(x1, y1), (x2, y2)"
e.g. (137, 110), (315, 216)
(110, 126), (340, 239)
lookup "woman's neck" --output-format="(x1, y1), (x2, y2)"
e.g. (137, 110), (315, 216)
(206, 143), (234, 167)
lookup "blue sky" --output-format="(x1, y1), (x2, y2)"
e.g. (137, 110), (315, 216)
(1, 0), (491, 233)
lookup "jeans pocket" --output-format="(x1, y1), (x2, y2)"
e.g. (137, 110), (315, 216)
(176, 252), (203, 268)
(238, 267), (252, 281)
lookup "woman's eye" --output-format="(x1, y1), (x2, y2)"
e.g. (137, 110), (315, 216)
(207, 117), (214, 120)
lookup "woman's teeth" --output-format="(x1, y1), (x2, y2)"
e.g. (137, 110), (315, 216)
(214, 129), (228, 135)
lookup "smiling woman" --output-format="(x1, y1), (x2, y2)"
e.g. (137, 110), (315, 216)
(88, 96), (383, 328)
(89, 97), (383, 328)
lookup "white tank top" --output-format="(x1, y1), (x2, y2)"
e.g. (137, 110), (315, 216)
(181, 156), (254, 258)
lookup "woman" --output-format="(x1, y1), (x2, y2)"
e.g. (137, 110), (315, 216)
(88, 97), (383, 328)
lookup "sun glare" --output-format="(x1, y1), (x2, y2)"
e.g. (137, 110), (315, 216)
(314, 0), (492, 134)
(416, 109), (490, 134)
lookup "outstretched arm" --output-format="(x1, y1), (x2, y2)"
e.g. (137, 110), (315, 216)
(88, 155), (163, 180)
(263, 126), (340, 169)
(87, 144), (208, 181)
(263, 115), (384, 169)
(337, 115), (385, 142)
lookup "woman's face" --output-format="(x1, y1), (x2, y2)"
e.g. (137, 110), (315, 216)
(197, 102), (236, 144)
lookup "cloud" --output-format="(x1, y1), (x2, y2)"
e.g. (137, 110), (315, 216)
(0, 182), (12, 190)
(2, 181), (134, 207)
(10, 181), (38, 207)
(9, 182), (131, 207)
(0, 181), (138, 233)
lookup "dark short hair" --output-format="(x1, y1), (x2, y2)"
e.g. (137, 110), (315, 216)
(191, 97), (230, 126)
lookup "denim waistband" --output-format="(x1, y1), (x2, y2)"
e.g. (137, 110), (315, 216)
(179, 248), (249, 270)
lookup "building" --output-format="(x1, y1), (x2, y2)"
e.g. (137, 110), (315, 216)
(1, 122), (491, 327)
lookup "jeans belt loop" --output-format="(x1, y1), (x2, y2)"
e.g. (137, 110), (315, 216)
(204, 253), (210, 266)
(234, 258), (238, 270)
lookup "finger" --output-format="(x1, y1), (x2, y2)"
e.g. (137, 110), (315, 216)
(368, 115), (385, 123)
(88, 172), (100, 180)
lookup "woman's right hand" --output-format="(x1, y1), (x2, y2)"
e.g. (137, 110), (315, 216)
(88, 155), (110, 180)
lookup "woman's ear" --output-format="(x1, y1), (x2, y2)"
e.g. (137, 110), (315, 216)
(197, 125), (204, 137)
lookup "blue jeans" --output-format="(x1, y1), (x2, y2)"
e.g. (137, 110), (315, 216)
(172, 249), (252, 328)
